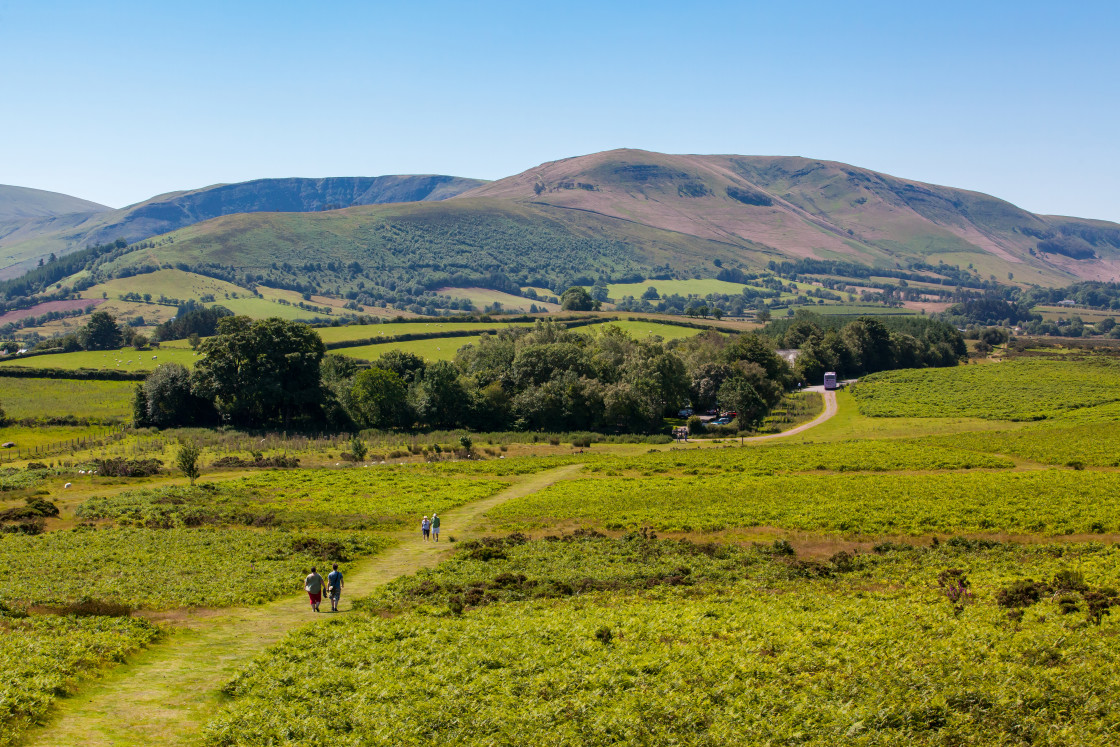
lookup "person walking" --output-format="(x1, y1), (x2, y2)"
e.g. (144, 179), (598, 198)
(431, 513), (441, 542)
(327, 563), (344, 612)
(304, 567), (325, 612)
(421, 515), (431, 541)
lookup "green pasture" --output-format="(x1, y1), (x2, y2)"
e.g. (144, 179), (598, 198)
(79, 269), (247, 303)
(337, 335), (485, 362)
(316, 321), (535, 344)
(594, 320), (712, 341)
(606, 278), (749, 300)
(436, 287), (560, 312)
(0, 378), (135, 422)
(0, 347), (199, 371)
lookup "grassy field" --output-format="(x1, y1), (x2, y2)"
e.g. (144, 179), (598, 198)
(853, 358), (1120, 420)
(79, 270), (247, 304)
(10, 354), (1120, 746)
(593, 319), (714, 341)
(0, 378), (135, 422)
(337, 335), (485, 362)
(207, 534), (1120, 745)
(605, 277), (749, 300)
(1034, 305), (1118, 323)
(436, 287), (560, 312)
(316, 320), (536, 344)
(0, 347), (199, 371)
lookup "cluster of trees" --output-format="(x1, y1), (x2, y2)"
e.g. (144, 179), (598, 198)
(35, 311), (149, 353)
(135, 318), (793, 432)
(1022, 282), (1120, 311)
(136, 313), (967, 434)
(151, 303), (233, 342)
(323, 321), (789, 433)
(766, 312), (966, 384)
(135, 317), (326, 428)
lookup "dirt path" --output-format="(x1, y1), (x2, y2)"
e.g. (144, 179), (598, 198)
(743, 389), (838, 442)
(21, 463), (585, 747)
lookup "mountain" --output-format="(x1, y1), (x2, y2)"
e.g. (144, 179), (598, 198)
(0, 185), (109, 222)
(0, 175), (486, 279)
(82, 150), (1120, 301)
(457, 150), (1120, 284)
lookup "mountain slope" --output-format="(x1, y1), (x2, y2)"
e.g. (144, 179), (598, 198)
(458, 150), (1120, 285)
(0, 185), (109, 222)
(17, 150), (1120, 311)
(0, 175), (485, 279)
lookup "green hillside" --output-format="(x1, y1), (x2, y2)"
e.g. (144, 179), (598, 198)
(0, 175), (485, 279)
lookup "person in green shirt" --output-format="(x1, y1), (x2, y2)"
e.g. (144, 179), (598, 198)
(431, 513), (441, 542)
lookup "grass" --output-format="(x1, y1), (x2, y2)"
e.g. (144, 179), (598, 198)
(593, 320), (715, 341)
(337, 335), (485, 362)
(605, 278), (749, 300)
(79, 270), (246, 304)
(435, 287), (560, 312)
(0, 347), (199, 371)
(0, 424), (111, 451)
(315, 321), (535, 344)
(0, 378), (135, 422)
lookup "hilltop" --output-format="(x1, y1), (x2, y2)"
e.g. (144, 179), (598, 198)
(0, 185), (109, 222)
(0, 174), (486, 279)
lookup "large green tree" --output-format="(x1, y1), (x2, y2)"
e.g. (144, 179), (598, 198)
(560, 286), (598, 311)
(78, 311), (122, 350)
(351, 367), (411, 429)
(192, 317), (326, 427)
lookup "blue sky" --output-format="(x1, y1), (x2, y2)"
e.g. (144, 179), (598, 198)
(2, 1), (1117, 220)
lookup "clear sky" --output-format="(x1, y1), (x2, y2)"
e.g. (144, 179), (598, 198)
(2, 0), (1117, 220)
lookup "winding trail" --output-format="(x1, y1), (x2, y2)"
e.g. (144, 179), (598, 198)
(22, 463), (585, 747)
(746, 389), (838, 441)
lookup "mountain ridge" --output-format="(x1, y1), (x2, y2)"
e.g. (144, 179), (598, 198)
(0, 174), (486, 279)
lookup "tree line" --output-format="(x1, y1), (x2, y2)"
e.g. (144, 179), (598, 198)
(134, 313), (965, 433)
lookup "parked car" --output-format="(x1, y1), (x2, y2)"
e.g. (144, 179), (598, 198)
(677, 408), (694, 418)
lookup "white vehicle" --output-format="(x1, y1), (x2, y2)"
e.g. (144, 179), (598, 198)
(823, 372), (838, 390)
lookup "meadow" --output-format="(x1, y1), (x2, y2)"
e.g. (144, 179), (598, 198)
(852, 358), (1120, 420)
(315, 320), (536, 344)
(337, 335), (486, 362)
(0, 347), (199, 371)
(0, 613), (159, 746)
(487, 470), (1120, 535)
(77, 467), (510, 530)
(0, 377), (135, 422)
(206, 534), (1120, 746)
(8, 351), (1120, 745)
(0, 527), (390, 609)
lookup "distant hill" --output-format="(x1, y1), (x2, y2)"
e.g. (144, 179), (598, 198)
(458, 150), (1120, 285)
(0, 175), (486, 279)
(0, 185), (109, 222)
(78, 150), (1120, 304)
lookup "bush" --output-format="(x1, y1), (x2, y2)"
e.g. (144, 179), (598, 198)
(92, 458), (164, 478)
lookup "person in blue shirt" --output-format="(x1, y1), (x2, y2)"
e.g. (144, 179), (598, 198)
(327, 563), (344, 612)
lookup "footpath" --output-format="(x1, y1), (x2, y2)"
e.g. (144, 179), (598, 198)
(22, 463), (586, 747)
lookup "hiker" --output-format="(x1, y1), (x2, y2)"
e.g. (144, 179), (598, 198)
(305, 566), (325, 612)
(431, 513), (441, 542)
(327, 563), (344, 612)
(422, 515), (431, 540)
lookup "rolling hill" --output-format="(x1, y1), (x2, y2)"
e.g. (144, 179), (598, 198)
(0, 185), (109, 222)
(80, 150), (1120, 301)
(0, 175), (486, 279)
